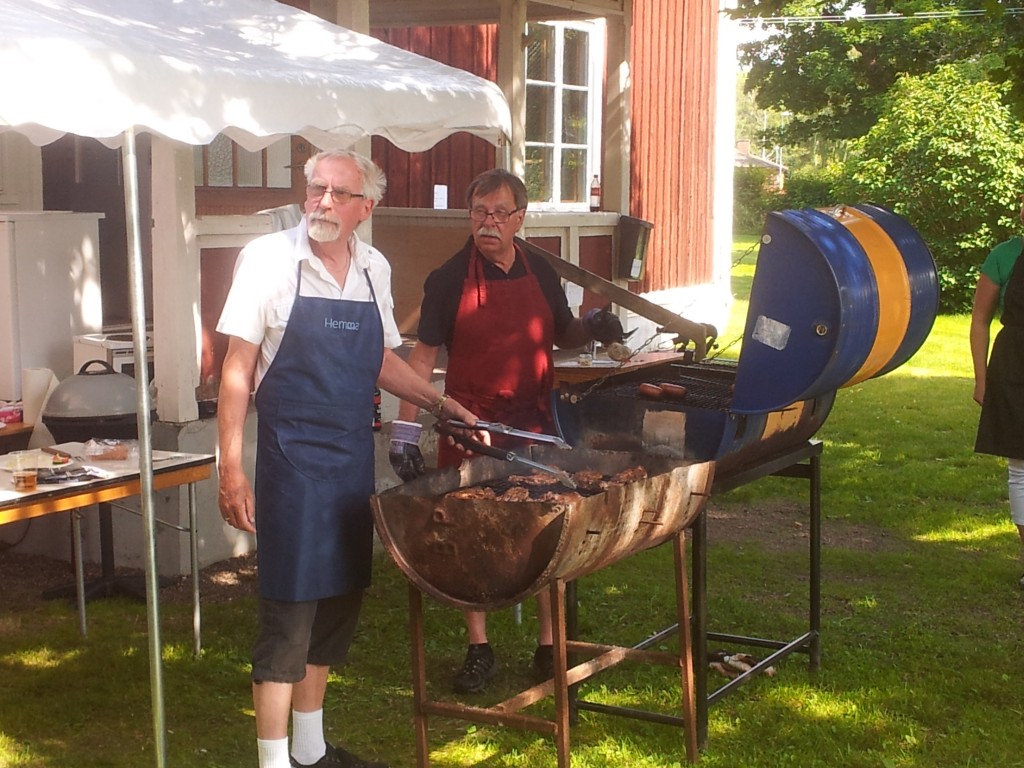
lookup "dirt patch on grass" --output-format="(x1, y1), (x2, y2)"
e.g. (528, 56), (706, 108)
(161, 551), (259, 604)
(0, 547), (258, 611)
(0, 500), (895, 611)
(706, 500), (898, 553)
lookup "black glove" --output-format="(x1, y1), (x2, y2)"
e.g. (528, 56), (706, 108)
(389, 420), (426, 481)
(582, 306), (626, 345)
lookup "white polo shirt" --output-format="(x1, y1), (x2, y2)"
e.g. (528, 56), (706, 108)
(217, 218), (402, 390)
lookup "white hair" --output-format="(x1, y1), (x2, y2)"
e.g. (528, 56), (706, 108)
(303, 149), (387, 203)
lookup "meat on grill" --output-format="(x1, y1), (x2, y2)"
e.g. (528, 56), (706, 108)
(441, 465), (649, 504)
(611, 465), (648, 484)
(497, 486), (533, 502)
(571, 469), (607, 493)
(445, 486), (499, 501)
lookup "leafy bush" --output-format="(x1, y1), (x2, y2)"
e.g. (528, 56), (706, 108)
(734, 164), (845, 234)
(843, 64), (1024, 313)
(781, 165), (843, 210)
(733, 166), (781, 232)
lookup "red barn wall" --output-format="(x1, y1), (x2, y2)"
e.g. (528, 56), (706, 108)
(630, 0), (718, 293)
(370, 26), (501, 209)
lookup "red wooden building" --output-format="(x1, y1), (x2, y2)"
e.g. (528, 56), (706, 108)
(194, 0), (724, 330)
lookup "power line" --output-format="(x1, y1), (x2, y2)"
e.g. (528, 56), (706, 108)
(738, 7), (1024, 27)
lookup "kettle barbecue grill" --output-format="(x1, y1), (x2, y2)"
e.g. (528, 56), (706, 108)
(42, 359), (154, 443)
(40, 358), (156, 602)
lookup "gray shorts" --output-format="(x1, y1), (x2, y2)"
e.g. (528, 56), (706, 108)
(251, 590), (364, 684)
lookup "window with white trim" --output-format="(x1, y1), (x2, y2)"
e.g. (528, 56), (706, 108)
(193, 135), (292, 189)
(524, 19), (605, 209)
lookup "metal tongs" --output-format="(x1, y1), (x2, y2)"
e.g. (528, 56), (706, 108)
(436, 421), (577, 490)
(442, 419), (570, 449)
(37, 466), (106, 484)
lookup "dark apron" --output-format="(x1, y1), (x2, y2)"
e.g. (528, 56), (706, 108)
(976, 244), (1024, 460)
(254, 263), (383, 601)
(438, 244), (555, 468)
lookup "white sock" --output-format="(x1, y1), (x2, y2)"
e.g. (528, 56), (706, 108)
(257, 737), (290, 768)
(1008, 459), (1024, 527)
(290, 708), (327, 766)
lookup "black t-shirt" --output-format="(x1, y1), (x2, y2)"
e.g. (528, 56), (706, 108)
(416, 236), (575, 348)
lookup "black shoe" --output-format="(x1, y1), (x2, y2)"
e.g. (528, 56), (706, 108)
(290, 741), (388, 768)
(532, 644), (554, 681)
(454, 643), (497, 693)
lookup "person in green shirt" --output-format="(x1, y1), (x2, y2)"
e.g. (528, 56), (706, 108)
(971, 193), (1024, 589)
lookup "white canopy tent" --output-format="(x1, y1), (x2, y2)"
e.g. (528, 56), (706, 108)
(0, 0), (510, 151)
(0, 1), (510, 765)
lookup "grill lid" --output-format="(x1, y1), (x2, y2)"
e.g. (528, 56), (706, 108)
(731, 205), (937, 413)
(42, 359), (141, 420)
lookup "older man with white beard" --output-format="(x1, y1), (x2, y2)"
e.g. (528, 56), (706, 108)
(216, 149), (478, 768)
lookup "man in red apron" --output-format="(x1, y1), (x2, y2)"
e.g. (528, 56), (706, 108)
(217, 150), (477, 768)
(392, 169), (624, 694)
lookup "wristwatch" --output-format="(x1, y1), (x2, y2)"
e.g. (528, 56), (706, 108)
(429, 394), (449, 419)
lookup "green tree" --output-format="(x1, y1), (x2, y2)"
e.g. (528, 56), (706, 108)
(734, 166), (782, 232)
(732, 0), (1016, 145)
(843, 65), (1024, 312)
(987, 1), (1024, 117)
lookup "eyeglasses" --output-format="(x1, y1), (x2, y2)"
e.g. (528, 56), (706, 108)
(469, 207), (522, 224)
(306, 183), (366, 205)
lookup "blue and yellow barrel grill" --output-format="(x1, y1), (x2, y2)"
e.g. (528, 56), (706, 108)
(555, 204), (939, 472)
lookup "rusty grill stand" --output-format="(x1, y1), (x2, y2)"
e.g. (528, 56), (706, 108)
(695, 439), (822, 746)
(406, 526), (700, 767)
(564, 439), (822, 754)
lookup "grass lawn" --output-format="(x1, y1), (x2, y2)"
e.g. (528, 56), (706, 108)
(1, 233), (1021, 767)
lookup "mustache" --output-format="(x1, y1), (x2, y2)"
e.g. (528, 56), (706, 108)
(309, 212), (340, 226)
(476, 226), (501, 238)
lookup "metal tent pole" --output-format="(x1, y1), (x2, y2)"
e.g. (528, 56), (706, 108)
(121, 126), (166, 768)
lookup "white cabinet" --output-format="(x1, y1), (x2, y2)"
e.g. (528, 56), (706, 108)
(0, 211), (104, 400)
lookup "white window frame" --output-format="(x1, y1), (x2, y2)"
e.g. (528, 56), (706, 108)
(193, 136), (292, 190)
(524, 19), (605, 211)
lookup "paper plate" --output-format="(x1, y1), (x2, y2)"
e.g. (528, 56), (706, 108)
(1, 450), (72, 472)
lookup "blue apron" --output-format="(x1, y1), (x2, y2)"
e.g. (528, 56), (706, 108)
(254, 262), (383, 601)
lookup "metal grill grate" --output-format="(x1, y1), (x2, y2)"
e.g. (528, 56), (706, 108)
(596, 373), (734, 412)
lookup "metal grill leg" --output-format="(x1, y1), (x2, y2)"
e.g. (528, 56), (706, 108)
(566, 579), (580, 725)
(674, 532), (699, 763)
(692, 509), (708, 748)
(408, 584), (430, 767)
(550, 578), (571, 768)
(809, 452), (821, 672)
